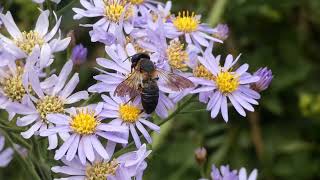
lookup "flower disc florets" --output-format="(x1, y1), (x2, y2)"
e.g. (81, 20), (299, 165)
(1, 66), (26, 102)
(85, 160), (119, 180)
(119, 104), (140, 123)
(14, 31), (44, 54)
(104, 0), (133, 23)
(173, 11), (199, 33)
(70, 110), (99, 135)
(167, 40), (189, 70)
(215, 71), (239, 94)
(36, 96), (64, 122)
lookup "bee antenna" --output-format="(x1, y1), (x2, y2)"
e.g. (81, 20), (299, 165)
(123, 56), (131, 62)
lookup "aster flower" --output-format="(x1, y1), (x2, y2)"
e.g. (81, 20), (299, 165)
(71, 44), (88, 65)
(101, 94), (160, 148)
(40, 103), (129, 164)
(0, 56), (38, 120)
(210, 165), (238, 180)
(201, 164), (258, 180)
(164, 11), (223, 48)
(0, 134), (14, 167)
(251, 67), (273, 92)
(51, 144), (151, 180)
(6, 60), (89, 150)
(137, 18), (199, 71)
(0, 10), (70, 69)
(89, 44), (175, 118)
(191, 52), (261, 122)
(73, 0), (135, 43)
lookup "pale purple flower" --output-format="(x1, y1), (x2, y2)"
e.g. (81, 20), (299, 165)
(164, 11), (223, 48)
(89, 25), (116, 45)
(71, 44), (88, 65)
(0, 57), (38, 120)
(137, 18), (199, 70)
(210, 165), (238, 180)
(212, 24), (229, 41)
(73, 0), (135, 44)
(101, 94), (160, 148)
(191, 52), (261, 122)
(252, 67), (273, 92)
(51, 144), (151, 180)
(0, 134), (14, 167)
(89, 44), (175, 118)
(40, 103), (129, 164)
(0, 10), (70, 69)
(202, 165), (258, 180)
(6, 60), (89, 150)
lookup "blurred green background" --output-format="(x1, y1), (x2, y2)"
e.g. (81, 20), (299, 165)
(1, 0), (320, 179)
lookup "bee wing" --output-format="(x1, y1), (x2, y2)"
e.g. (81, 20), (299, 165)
(156, 69), (195, 91)
(114, 71), (142, 98)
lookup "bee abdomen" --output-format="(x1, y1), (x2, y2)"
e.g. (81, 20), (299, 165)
(141, 83), (159, 114)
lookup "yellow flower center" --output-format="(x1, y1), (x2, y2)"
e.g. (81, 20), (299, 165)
(1, 66), (27, 102)
(173, 11), (200, 33)
(104, 0), (133, 23)
(215, 71), (239, 94)
(36, 96), (64, 123)
(119, 104), (140, 123)
(70, 110), (99, 135)
(166, 40), (189, 71)
(14, 31), (45, 54)
(86, 160), (119, 180)
(193, 64), (215, 80)
(129, 0), (144, 5)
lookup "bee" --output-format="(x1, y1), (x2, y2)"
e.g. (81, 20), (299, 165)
(114, 53), (195, 114)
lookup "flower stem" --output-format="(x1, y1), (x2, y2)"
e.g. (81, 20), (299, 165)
(0, 130), (41, 180)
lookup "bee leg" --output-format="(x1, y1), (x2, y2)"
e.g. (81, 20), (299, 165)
(124, 95), (138, 105)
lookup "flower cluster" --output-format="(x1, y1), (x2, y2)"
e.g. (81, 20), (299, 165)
(0, 0), (273, 179)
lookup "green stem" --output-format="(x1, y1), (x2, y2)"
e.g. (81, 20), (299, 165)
(0, 122), (25, 133)
(207, 0), (228, 26)
(0, 130), (41, 180)
(81, 93), (100, 106)
(56, 0), (78, 16)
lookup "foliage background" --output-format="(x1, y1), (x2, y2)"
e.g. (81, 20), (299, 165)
(0, 0), (320, 179)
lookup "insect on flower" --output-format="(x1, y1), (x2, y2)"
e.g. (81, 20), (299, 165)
(114, 53), (195, 114)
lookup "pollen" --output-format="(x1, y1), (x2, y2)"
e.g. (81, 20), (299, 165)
(36, 96), (64, 122)
(104, 0), (133, 23)
(193, 64), (215, 81)
(173, 11), (200, 33)
(86, 160), (119, 180)
(119, 104), (140, 123)
(166, 40), (189, 71)
(1, 66), (27, 102)
(70, 109), (99, 135)
(14, 31), (45, 54)
(215, 71), (239, 94)
(129, 0), (144, 5)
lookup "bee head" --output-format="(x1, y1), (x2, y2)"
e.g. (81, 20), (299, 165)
(131, 53), (150, 69)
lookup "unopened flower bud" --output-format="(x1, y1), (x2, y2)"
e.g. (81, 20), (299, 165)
(252, 67), (273, 92)
(195, 147), (207, 165)
(71, 44), (88, 65)
(212, 24), (229, 41)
